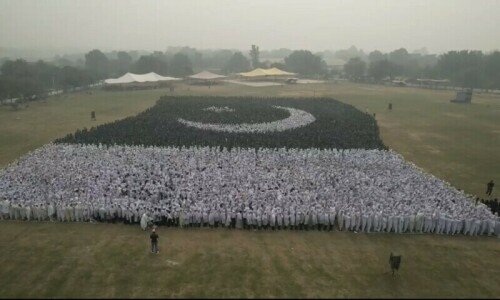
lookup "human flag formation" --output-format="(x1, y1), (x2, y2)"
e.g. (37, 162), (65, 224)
(0, 96), (498, 237)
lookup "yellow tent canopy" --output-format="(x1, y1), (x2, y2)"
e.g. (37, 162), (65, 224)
(266, 67), (296, 76)
(239, 67), (295, 77)
(239, 68), (268, 77)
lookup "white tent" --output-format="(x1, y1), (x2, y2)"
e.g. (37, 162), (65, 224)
(188, 71), (226, 80)
(104, 72), (181, 84)
(239, 68), (295, 77)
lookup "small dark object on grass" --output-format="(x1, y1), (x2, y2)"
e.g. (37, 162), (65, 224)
(150, 228), (159, 254)
(389, 252), (401, 275)
(486, 180), (494, 196)
(91, 111), (96, 121)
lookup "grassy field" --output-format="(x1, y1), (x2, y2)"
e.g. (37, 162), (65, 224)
(1, 81), (499, 298)
(1, 221), (499, 298)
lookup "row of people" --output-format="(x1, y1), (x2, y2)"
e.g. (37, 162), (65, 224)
(0, 143), (497, 238)
(2, 200), (499, 237)
(480, 198), (499, 215)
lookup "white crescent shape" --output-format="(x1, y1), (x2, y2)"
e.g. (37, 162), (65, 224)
(177, 106), (316, 134)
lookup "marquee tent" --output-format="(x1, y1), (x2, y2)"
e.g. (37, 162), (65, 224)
(238, 68), (268, 77)
(188, 71), (226, 80)
(267, 67), (296, 76)
(239, 67), (295, 77)
(104, 72), (181, 84)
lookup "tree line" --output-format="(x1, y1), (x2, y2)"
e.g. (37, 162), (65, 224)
(0, 59), (92, 101)
(0, 46), (329, 101)
(343, 48), (500, 89)
(2, 45), (500, 101)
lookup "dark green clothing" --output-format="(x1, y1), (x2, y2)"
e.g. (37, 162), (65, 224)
(150, 232), (158, 243)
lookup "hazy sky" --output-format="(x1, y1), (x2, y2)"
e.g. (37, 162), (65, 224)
(1, 0), (499, 53)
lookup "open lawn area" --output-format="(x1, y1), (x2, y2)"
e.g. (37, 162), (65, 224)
(0, 221), (499, 298)
(0, 81), (499, 298)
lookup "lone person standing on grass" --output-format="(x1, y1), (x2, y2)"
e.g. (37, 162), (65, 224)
(486, 180), (494, 196)
(150, 228), (159, 254)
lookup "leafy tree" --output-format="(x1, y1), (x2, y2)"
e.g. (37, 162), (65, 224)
(334, 46), (366, 62)
(0, 57), (94, 101)
(169, 53), (193, 77)
(0, 57), (9, 67)
(33, 60), (59, 89)
(259, 60), (271, 69)
(84, 49), (109, 81)
(1, 59), (32, 78)
(369, 59), (396, 81)
(0, 76), (18, 100)
(172, 47), (203, 71)
(17, 77), (45, 100)
(284, 50), (326, 76)
(344, 57), (366, 80)
(270, 62), (286, 70)
(58, 66), (91, 90)
(131, 55), (169, 75)
(52, 55), (74, 68)
(127, 50), (140, 62)
(0, 59), (56, 94)
(412, 47), (429, 55)
(108, 51), (133, 76)
(115, 51), (133, 74)
(388, 48), (410, 66)
(260, 48), (293, 62)
(435, 50), (485, 88)
(249, 45), (260, 69)
(204, 49), (234, 70)
(223, 52), (250, 73)
(484, 51), (500, 89)
(368, 50), (386, 63)
(0, 76), (44, 100)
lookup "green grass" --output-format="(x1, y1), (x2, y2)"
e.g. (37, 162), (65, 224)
(0, 82), (499, 298)
(0, 221), (498, 298)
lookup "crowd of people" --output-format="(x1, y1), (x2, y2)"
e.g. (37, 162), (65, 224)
(1, 143), (498, 237)
(178, 106), (316, 134)
(56, 96), (386, 150)
(481, 198), (499, 215)
(203, 106), (235, 113)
